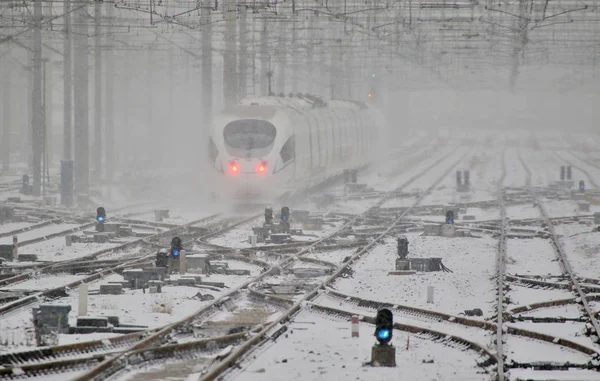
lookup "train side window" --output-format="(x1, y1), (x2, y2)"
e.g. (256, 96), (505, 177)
(280, 136), (296, 164)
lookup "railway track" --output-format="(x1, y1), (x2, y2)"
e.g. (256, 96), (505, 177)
(510, 151), (600, 363)
(0, 213), (231, 317)
(307, 303), (498, 365)
(522, 152), (600, 339)
(0, 212), (226, 289)
(37, 147), (463, 381)
(0, 215), (269, 378)
(5, 146), (599, 380)
(495, 148), (508, 381)
(188, 148), (472, 381)
(0, 146), (486, 380)
(304, 287), (599, 362)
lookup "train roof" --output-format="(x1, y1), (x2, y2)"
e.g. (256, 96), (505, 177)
(220, 105), (279, 119)
(227, 94), (370, 111)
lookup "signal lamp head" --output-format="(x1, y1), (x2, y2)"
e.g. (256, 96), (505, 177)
(445, 210), (455, 224)
(374, 308), (393, 345)
(367, 93), (374, 99)
(96, 207), (106, 223)
(230, 162), (240, 174)
(170, 236), (183, 257)
(280, 206), (290, 223)
(257, 162), (267, 173)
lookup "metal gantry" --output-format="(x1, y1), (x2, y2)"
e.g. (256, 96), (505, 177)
(0, 0), (599, 181)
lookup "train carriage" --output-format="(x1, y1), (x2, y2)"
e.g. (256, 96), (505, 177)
(208, 94), (385, 202)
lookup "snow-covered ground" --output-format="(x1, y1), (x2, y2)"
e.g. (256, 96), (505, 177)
(232, 311), (487, 381)
(509, 369), (600, 380)
(506, 238), (562, 276)
(507, 321), (595, 349)
(313, 292), (493, 348)
(561, 231), (600, 279)
(504, 335), (590, 364)
(18, 237), (137, 262)
(123, 208), (220, 225)
(0, 273), (84, 292)
(506, 203), (540, 220)
(333, 237), (498, 318)
(0, 222), (81, 245)
(0, 222), (34, 235)
(207, 216), (342, 249)
(507, 287), (573, 308)
(6, 142), (600, 381)
(0, 260), (263, 354)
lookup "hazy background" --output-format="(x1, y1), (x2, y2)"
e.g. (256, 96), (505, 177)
(0, 0), (598, 206)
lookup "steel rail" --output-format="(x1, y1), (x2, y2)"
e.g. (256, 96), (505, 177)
(72, 145), (469, 381)
(495, 148), (508, 380)
(518, 150), (600, 347)
(196, 148), (471, 381)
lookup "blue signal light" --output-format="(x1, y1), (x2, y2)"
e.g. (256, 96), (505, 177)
(447, 219), (454, 224)
(97, 216), (105, 223)
(23, 180), (29, 185)
(377, 329), (390, 341)
(173, 249), (180, 256)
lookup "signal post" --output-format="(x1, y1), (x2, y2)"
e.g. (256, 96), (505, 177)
(371, 308), (396, 367)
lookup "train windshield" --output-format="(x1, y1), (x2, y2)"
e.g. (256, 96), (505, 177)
(223, 119), (277, 150)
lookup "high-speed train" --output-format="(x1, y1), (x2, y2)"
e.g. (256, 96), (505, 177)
(207, 94), (386, 202)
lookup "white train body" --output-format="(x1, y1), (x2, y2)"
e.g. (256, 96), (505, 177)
(208, 95), (385, 202)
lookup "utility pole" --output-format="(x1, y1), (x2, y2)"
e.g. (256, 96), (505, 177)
(509, 0), (529, 92)
(202, 0), (213, 131)
(42, 59), (49, 195)
(43, 1), (53, 165)
(306, 12), (314, 95)
(223, 0), (237, 107)
(1, 53), (10, 171)
(291, 15), (298, 94)
(238, 4), (248, 99)
(32, 0), (43, 196)
(105, 4), (114, 181)
(119, 55), (130, 170)
(44, 60), (53, 166)
(334, 37), (343, 99)
(306, 43), (314, 94)
(94, 0), (102, 178)
(27, 49), (33, 169)
(63, 0), (72, 160)
(324, 40), (333, 99)
(168, 47), (174, 121)
(145, 48), (154, 164)
(276, 23), (286, 95)
(260, 17), (269, 95)
(74, 0), (90, 194)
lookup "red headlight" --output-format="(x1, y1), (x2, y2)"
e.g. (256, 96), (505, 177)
(230, 162), (240, 174)
(257, 162), (267, 173)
